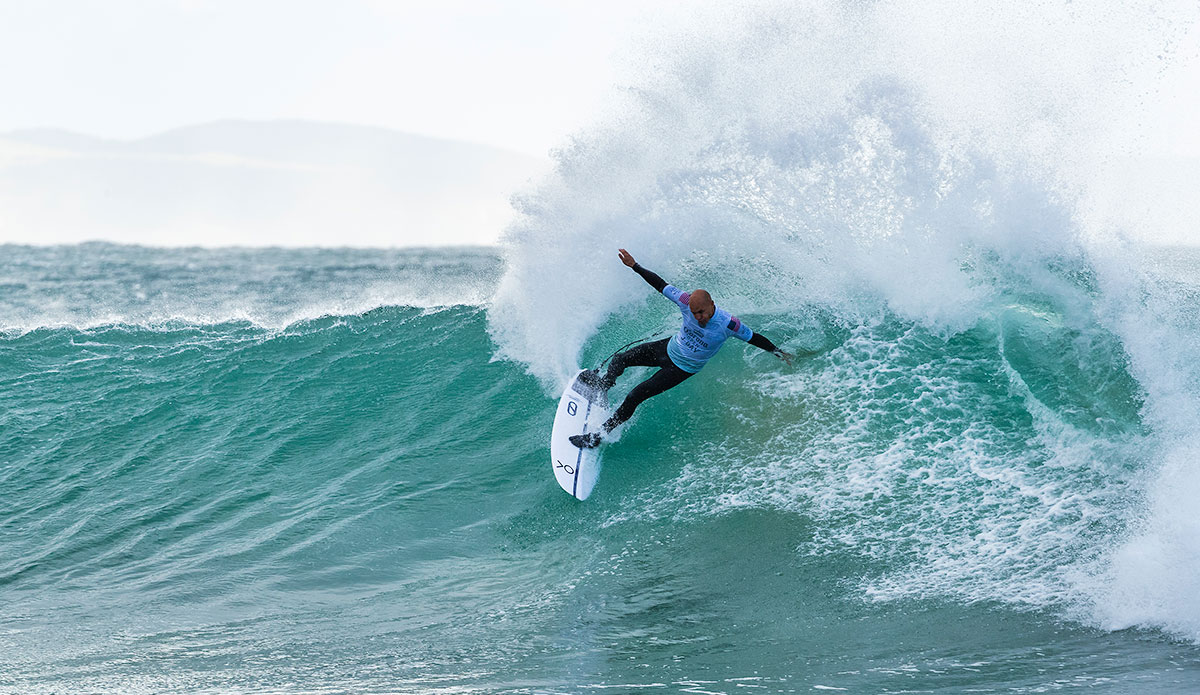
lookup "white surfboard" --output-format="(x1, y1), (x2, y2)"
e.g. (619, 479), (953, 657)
(550, 370), (609, 500)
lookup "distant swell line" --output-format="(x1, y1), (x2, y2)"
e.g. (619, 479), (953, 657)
(0, 302), (488, 335)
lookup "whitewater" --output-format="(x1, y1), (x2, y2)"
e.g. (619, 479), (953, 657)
(5, 1), (1200, 692)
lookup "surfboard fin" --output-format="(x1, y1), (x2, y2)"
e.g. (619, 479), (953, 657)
(569, 432), (603, 449)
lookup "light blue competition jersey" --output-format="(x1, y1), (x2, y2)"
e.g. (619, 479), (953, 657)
(662, 285), (754, 373)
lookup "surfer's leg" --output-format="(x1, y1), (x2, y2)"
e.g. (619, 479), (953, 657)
(602, 338), (671, 388)
(572, 340), (685, 448)
(602, 364), (694, 432)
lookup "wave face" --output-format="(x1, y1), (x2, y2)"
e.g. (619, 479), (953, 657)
(1, 247), (561, 693)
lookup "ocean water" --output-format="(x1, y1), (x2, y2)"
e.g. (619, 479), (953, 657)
(7, 1), (1200, 692)
(3, 240), (1200, 693)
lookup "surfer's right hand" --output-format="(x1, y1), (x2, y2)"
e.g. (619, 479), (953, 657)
(618, 249), (637, 268)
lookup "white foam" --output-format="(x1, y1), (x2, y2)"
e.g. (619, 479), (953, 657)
(487, 0), (1200, 638)
(489, 1), (1190, 385)
(1077, 247), (1200, 640)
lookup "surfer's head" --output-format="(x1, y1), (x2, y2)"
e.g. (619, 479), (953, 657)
(688, 289), (715, 326)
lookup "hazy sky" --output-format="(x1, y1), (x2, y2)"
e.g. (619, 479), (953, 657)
(3, 0), (1199, 159)
(0, 0), (691, 158)
(1, 1), (1197, 247)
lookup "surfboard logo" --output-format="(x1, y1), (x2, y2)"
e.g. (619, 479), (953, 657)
(567, 401), (578, 416)
(555, 460), (575, 474)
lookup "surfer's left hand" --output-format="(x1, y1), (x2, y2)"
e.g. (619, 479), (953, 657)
(775, 350), (794, 366)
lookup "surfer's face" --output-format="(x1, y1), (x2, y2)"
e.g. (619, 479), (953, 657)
(689, 290), (715, 326)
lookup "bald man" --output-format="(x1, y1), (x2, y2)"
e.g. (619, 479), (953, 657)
(570, 248), (793, 449)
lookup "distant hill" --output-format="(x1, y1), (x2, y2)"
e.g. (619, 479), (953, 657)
(0, 120), (548, 247)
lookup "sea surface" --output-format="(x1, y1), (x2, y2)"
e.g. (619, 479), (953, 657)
(2, 242), (1200, 694)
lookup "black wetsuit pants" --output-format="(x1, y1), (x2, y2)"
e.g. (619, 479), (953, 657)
(601, 338), (695, 432)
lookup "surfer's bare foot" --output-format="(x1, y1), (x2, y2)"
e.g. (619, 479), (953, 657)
(570, 433), (602, 449)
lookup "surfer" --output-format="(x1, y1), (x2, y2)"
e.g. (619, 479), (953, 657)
(569, 249), (793, 449)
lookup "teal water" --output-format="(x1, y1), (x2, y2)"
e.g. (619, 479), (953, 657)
(3, 244), (1200, 693)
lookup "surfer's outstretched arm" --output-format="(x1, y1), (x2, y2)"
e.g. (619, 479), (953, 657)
(632, 263), (668, 292)
(746, 330), (794, 366)
(618, 248), (668, 292)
